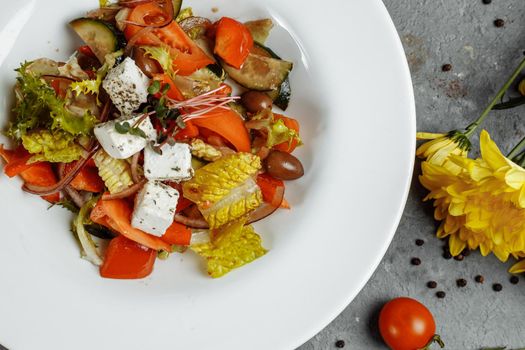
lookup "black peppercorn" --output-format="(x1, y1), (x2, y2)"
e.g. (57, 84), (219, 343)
(436, 291), (446, 299)
(510, 276), (519, 285)
(493, 283), (503, 292)
(335, 340), (345, 348)
(411, 257), (422, 266)
(454, 254), (464, 261)
(462, 249), (471, 257)
(494, 19), (505, 27)
(427, 281), (437, 289)
(475, 275), (485, 283)
(441, 64), (452, 72)
(443, 251), (452, 260)
(482, 0), (491, 4)
(456, 278), (467, 287)
(415, 239), (425, 246)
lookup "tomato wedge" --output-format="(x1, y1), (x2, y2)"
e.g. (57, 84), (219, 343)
(97, 198), (172, 251)
(100, 235), (157, 279)
(273, 114), (300, 153)
(0, 146), (35, 178)
(124, 2), (214, 76)
(213, 17), (253, 69)
(190, 109), (251, 152)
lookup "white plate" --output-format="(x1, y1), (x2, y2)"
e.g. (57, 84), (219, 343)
(0, 0), (415, 349)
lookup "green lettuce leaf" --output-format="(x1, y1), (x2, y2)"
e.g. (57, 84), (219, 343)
(140, 45), (176, 79)
(252, 109), (302, 149)
(7, 62), (97, 139)
(175, 7), (193, 22)
(191, 220), (267, 278)
(182, 153), (263, 229)
(22, 129), (84, 163)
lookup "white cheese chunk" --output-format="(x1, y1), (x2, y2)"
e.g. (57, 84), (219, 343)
(102, 57), (150, 115)
(132, 181), (179, 237)
(144, 142), (193, 181)
(94, 115), (156, 159)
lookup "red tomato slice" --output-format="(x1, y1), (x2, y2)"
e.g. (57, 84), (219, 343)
(124, 3), (214, 76)
(213, 17), (253, 69)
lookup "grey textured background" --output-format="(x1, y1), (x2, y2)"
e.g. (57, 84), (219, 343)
(300, 1), (525, 349)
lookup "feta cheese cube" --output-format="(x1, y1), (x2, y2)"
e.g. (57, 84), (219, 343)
(132, 181), (179, 237)
(94, 115), (156, 159)
(144, 142), (193, 181)
(102, 57), (150, 115)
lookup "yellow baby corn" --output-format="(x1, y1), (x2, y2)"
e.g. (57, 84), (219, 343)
(93, 149), (133, 194)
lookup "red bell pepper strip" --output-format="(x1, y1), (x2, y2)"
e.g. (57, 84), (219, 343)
(190, 109), (251, 152)
(100, 235), (157, 279)
(161, 222), (192, 246)
(124, 3), (214, 76)
(0, 145), (59, 203)
(78, 45), (96, 58)
(173, 120), (199, 141)
(213, 17), (253, 69)
(64, 161), (105, 193)
(273, 114), (300, 153)
(97, 198), (173, 252)
(152, 73), (185, 101)
(256, 174), (286, 207)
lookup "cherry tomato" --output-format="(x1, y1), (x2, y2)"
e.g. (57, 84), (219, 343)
(379, 297), (442, 350)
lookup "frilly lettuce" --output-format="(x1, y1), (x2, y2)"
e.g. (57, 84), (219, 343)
(70, 50), (123, 104)
(21, 130), (84, 163)
(140, 46), (176, 78)
(183, 153), (263, 229)
(191, 220), (267, 278)
(252, 108), (302, 149)
(7, 61), (97, 139)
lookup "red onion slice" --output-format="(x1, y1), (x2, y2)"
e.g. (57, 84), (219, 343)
(22, 145), (99, 196)
(102, 179), (146, 200)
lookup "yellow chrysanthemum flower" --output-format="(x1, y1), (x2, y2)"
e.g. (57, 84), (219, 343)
(419, 130), (525, 266)
(416, 131), (470, 174)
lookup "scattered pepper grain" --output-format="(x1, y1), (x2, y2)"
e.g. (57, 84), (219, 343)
(454, 254), (464, 261)
(415, 239), (425, 246)
(456, 278), (467, 287)
(441, 64), (452, 72)
(335, 340), (345, 348)
(492, 283), (503, 292)
(411, 257), (422, 266)
(510, 276), (519, 285)
(436, 291), (446, 299)
(482, 0), (491, 4)
(475, 275), (485, 283)
(494, 19), (505, 28)
(427, 281), (437, 289)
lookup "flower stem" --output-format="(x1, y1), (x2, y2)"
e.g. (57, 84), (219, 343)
(465, 57), (525, 137)
(508, 136), (525, 159)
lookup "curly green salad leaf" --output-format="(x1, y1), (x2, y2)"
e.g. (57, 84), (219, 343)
(140, 46), (176, 79)
(21, 129), (84, 163)
(183, 153), (263, 229)
(253, 109), (302, 149)
(7, 62), (97, 139)
(175, 7), (193, 22)
(70, 50), (123, 105)
(191, 220), (267, 278)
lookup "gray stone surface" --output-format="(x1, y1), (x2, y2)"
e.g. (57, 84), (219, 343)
(299, 1), (525, 349)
